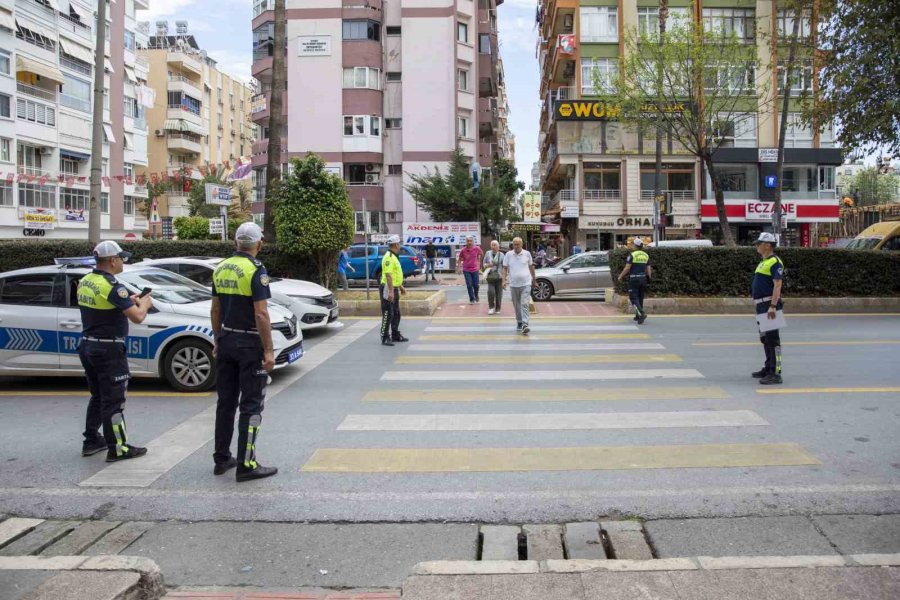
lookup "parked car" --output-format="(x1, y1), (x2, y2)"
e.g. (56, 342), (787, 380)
(531, 251), (613, 301)
(0, 264), (303, 392)
(141, 257), (339, 330)
(845, 221), (900, 251)
(345, 244), (422, 281)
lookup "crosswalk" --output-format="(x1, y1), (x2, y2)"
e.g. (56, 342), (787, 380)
(300, 316), (821, 475)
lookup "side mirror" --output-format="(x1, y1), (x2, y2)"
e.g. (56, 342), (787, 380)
(561, 266), (570, 272)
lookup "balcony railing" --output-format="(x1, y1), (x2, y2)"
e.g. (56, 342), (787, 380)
(17, 81), (57, 103)
(584, 189), (622, 201)
(57, 12), (91, 38)
(135, 55), (150, 69)
(640, 190), (696, 202)
(168, 75), (199, 84)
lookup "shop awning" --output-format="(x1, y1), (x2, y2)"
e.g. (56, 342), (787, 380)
(103, 123), (116, 145)
(123, 132), (134, 149)
(60, 148), (91, 161)
(0, 8), (14, 31)
(163, 119), (206, 136)
(104, 58), (114, 73)
(16, 55), (64, 85)
(124, 65), (136, 83)
(58, 37), (94, 65)
(16, 19), (56, 41)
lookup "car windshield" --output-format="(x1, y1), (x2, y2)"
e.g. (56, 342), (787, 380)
(844, 237), (881, 250)
(119, 269), (211, 304)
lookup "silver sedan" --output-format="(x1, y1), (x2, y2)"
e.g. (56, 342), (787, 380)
(531, 251), (613, 301)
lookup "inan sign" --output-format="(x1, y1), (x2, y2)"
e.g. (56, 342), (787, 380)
(402, 222), (481, 246)
(555, 100), (690, 121)
(745, 201), (797, 221)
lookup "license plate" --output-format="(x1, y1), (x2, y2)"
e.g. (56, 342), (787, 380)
(287, 346), (303, 363)
(330, 307), (339, 319)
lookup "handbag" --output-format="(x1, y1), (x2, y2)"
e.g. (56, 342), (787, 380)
(485, 252), (502, 282)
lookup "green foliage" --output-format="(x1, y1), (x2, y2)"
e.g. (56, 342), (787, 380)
(840, 168), (900, 206)
(609, 247), (900, 297)
(273, 154), (355, 289)
(405, 147), (522, 234)
(173, 216), (213, 240)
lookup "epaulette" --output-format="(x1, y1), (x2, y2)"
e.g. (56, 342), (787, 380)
(100, 272), (118, 284)
(251, 257), (264, 267)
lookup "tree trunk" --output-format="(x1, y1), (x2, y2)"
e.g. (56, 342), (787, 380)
(774, 6), (802, 240)
(653, 1), (669, 243)
(704, 155), (736, 246)
(264, 0), (286, 243)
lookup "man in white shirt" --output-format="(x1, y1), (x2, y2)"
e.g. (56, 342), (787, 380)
(502, 237), (537, 335)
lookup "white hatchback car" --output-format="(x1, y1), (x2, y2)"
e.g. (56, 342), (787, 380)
(0, 264), (304, 392)
(141, 257), (339, 330)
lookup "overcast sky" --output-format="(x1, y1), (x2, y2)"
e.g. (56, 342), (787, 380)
(140, 1), (541, 184)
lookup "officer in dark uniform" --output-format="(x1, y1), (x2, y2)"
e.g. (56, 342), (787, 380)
(617, 237), (652, 324)
(752, 232), (785, 385)
(78, 241), (152, 461)
(211, 222), (278, 481)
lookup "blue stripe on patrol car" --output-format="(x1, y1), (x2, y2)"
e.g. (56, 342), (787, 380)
(0, 326), (213, 360)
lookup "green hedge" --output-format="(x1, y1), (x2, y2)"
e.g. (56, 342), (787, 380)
(609, 248), (900, 297)
(0, 240), (317, 282)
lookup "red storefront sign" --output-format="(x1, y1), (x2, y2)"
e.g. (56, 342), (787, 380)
(700, 199), (839, 223)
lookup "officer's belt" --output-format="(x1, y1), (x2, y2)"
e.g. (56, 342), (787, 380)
(629, 273), (648, 278)
(222, 326), (259, 335)
(83, 336), (126, 343)
(754, 296), (774, 304)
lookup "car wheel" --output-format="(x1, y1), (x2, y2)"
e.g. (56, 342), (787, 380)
(163, 338), (216, 392)
(532, 280), (554, 301)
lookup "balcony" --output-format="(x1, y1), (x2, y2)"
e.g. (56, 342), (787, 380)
(584, 189), (622, 201)
(167, 106), (202, 126)
(17, 81), (57, 103)
(166, 50), (202, 76)
(543, 85), (575, 126)
(167, 133), (202, 155)
(640, 190), (697, 202)
(168, 75), (203, 99)
(57, 12), (92, 41)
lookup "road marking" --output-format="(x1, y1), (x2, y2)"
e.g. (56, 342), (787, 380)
(396, 354), (682, 365)
(79, 320), (379, 488)
(424, 325), (639, 332)
(301, 442), (819, 473)
(409, 343), (666, 352)
(420, 333), (652, 341)
(363, 386), (729, 402)
(382, 369), (704, 381)
(757, 386), (900, 395)
(337, 410), (768, 431)
(694, 340), (900, 347)
(0, 391), (210, 397)
(432, 317), (631, 323)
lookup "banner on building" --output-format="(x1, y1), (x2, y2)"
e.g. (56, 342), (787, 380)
(24, 211), (55, 230)
(522, 191), (542, 223)
(558, 34), (576, 55)
(298, 35), (331, 56)
(402, 222), (481, 246)
(554, 100), (690, 122)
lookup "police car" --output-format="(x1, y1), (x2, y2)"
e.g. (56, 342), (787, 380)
(0, 262), (304, 392)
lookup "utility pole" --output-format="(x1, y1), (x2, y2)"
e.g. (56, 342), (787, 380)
(652, 1), (669, 245)
(88, 1), (107, 245)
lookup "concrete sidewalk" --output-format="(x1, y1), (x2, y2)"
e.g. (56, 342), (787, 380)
(403, 555), (900, 599)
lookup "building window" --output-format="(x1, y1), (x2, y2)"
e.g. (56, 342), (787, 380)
(702, 8), (755, 42)
(60, 157), (79, 176)
(385, 118), (402, 129)
(479, 34), (492, 54)
(716, 164), (758, 193)
(387, 164), (402, 176)
(580, 7), (617, 43)
(784, 113), (814, 147)
(458, 116), (469, 139)
(704, 62), (755, 94)
(61, 74), (91, 113)
(457, 68), (469, 91)
(0, 94), (10, 119)
(354, 210), (387, 234)
(343, 20), (381, 41)
(457, 21), (469, 43)
(581, 58), (617, 95)
(344, 164), (367, 184)
(370, 116), (381, 136)
(167, 92), (201, 115)
(386, 26), (401, 36)
(0, 50), (9, 76)
(342, 67), (381, 90)
(124, 163), (134, 179)
(253, 23), (275, 60)
(15, 24), (56, 51)
(101, 192), (109, 213)
(777, 60), (814, 96)
(0, 181), (13, 206)
(18, 144), (43, 175)
(776, 9), (812, 39)
(59, 50), (91, 76)
(0, 138), (10, 162)
(124, 30), (135, 51)
(713, 113), (757, 148)
(639, 163), (695, 195)
(61, 188), (89, 211)
(782, 166), (817, 192)
(343, 115), (380, 137)
(18, 184), (56, 209)
(124, 96), (138, 118)
(386, 71), (401, 82)
(124, 196), (135, 216)
(583, 162), (621, 195)
(637, 7), (691, 39)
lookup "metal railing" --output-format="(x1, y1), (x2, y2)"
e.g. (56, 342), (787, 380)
(17, 81), (57, 103)
(168, 75), (200, 85)
(640, 190), (696, 202)
(57, 12), (91, 37)
(584, 189), (622, 201)
(59, 54), (91, 76)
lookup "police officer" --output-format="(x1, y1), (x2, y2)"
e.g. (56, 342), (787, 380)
(380, 235), (408, 346)
(211, 222), (278, 481)
(617, 237), (652, 324)
(752, 232), (785, 385)
(78, 241), (152, 461)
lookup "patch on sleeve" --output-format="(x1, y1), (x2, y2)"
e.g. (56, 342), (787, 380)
(260, 274), (270, 286)
(117, 287), (130, 299)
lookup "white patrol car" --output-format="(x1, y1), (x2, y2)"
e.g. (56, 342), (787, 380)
(0, 263), (304, 392)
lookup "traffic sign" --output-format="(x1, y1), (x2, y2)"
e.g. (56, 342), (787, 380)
(208, 217), (224, 235)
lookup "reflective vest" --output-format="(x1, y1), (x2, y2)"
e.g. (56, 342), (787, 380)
(381, 251), (404, 286)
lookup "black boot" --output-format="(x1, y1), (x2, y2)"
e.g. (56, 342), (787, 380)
(236, 464), (278, 481)
(213, 457), (237, 475)
(759, 373), (783, 385)
(751, 367), (769, 378)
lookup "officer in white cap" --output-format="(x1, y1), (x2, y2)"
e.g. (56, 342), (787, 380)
(379, 234), (408, 346)
(210, 222), (278, 481)
(752, 232), (784, 385)
(77, 241), (152, 461)
(617, 237), (652, 324)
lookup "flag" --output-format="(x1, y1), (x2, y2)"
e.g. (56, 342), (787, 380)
(150, 198), (161, 224)
(227, 160), (252, 181)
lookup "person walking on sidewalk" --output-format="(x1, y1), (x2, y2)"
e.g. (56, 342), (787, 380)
(752, 232), (785, 385)
(424, 241), (437, 282)
(380, 235), (408, 346)
(336, 245), (354, 292)
(457, 236), (484, 304)
(483, 240), (505, 315)
(502, 237), (537, 335)
(617, 237), (652, 324)
(210, 222), (278, 482)
(78, 241), (152, 461)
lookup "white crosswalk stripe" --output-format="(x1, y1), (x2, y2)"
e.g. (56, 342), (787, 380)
(409, 342), (666, 352)
(424, 325), (640, 332)
(382, 369), (705, 381)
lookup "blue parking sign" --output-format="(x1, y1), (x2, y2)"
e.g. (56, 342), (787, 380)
(764, 175), (778, 188)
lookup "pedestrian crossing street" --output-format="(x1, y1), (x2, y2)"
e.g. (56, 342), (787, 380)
(300, 317), (821, 474)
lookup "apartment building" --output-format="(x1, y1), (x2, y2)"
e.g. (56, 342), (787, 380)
(139, 20), (255, 219)
(0, 0), (151, 239)
(537, 0), (841, 249)
(249, 0), (514, 238)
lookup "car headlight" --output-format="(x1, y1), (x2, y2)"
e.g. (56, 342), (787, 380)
(286, 295), (319, 306)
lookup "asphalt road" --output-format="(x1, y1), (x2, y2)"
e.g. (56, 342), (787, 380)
(0, 290), (898, 525)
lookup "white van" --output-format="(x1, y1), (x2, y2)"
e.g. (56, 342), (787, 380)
(648, 239), (714, 248)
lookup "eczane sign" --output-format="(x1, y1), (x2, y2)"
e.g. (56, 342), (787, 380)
(745, 201), (796, 221)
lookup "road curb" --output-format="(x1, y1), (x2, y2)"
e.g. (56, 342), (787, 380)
(411, 552), (900, 576)
(608, 291), (900, 314)
(0, 554), (165, 600)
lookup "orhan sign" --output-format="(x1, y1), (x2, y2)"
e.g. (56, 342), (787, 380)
(554, 100), (691, 121)
(579, 216), (655, 230)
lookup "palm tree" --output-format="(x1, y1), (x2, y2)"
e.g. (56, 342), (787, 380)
(264, 0), (286, 242)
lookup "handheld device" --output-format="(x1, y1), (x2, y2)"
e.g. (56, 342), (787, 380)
(138, 287), (152, 298)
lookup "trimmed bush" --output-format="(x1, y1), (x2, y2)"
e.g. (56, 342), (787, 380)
(0, 240), (317, 282)
(609, 247), (900, 297)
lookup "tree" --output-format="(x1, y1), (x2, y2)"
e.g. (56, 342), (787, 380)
(608, 15), (769, 246)
(263, 0), (286, 243)
(842, 167), (900, 206)
(273, 154), (355, 289)
(815, 0), (899, 155)
(406, 147), (522, 234)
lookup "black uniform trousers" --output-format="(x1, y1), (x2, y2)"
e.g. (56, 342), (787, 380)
(214, 332), (268, 468)
(756, 304), (783, 375)
(380, 284), (401, 341)
(629, 275), (648, 318)
(80, 340), (130, 451)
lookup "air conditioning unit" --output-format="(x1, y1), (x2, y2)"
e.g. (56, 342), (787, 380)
(40, 147), (53, 156)
(365, 173), (380, 184)
(365, 163), (379, 173)
(155, 129), (164, 136)
(562, 14), (574, 32)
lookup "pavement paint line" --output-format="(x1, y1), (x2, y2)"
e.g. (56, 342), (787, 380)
(396, 353), (682, 365)
(0, 391), (210, 397)
(420, 333), (652, 341)
(337, 410), (768, 431)
(363, 386), (730, 402)
(424, 325), (640, 332)
(694, 340), (900, 347)
(79, 320), (379, 488)
(757, 386), (900, 395)
(300, 442), (820, 473)
(409, 343), (667, 352)
(382, 369), (704, 381)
